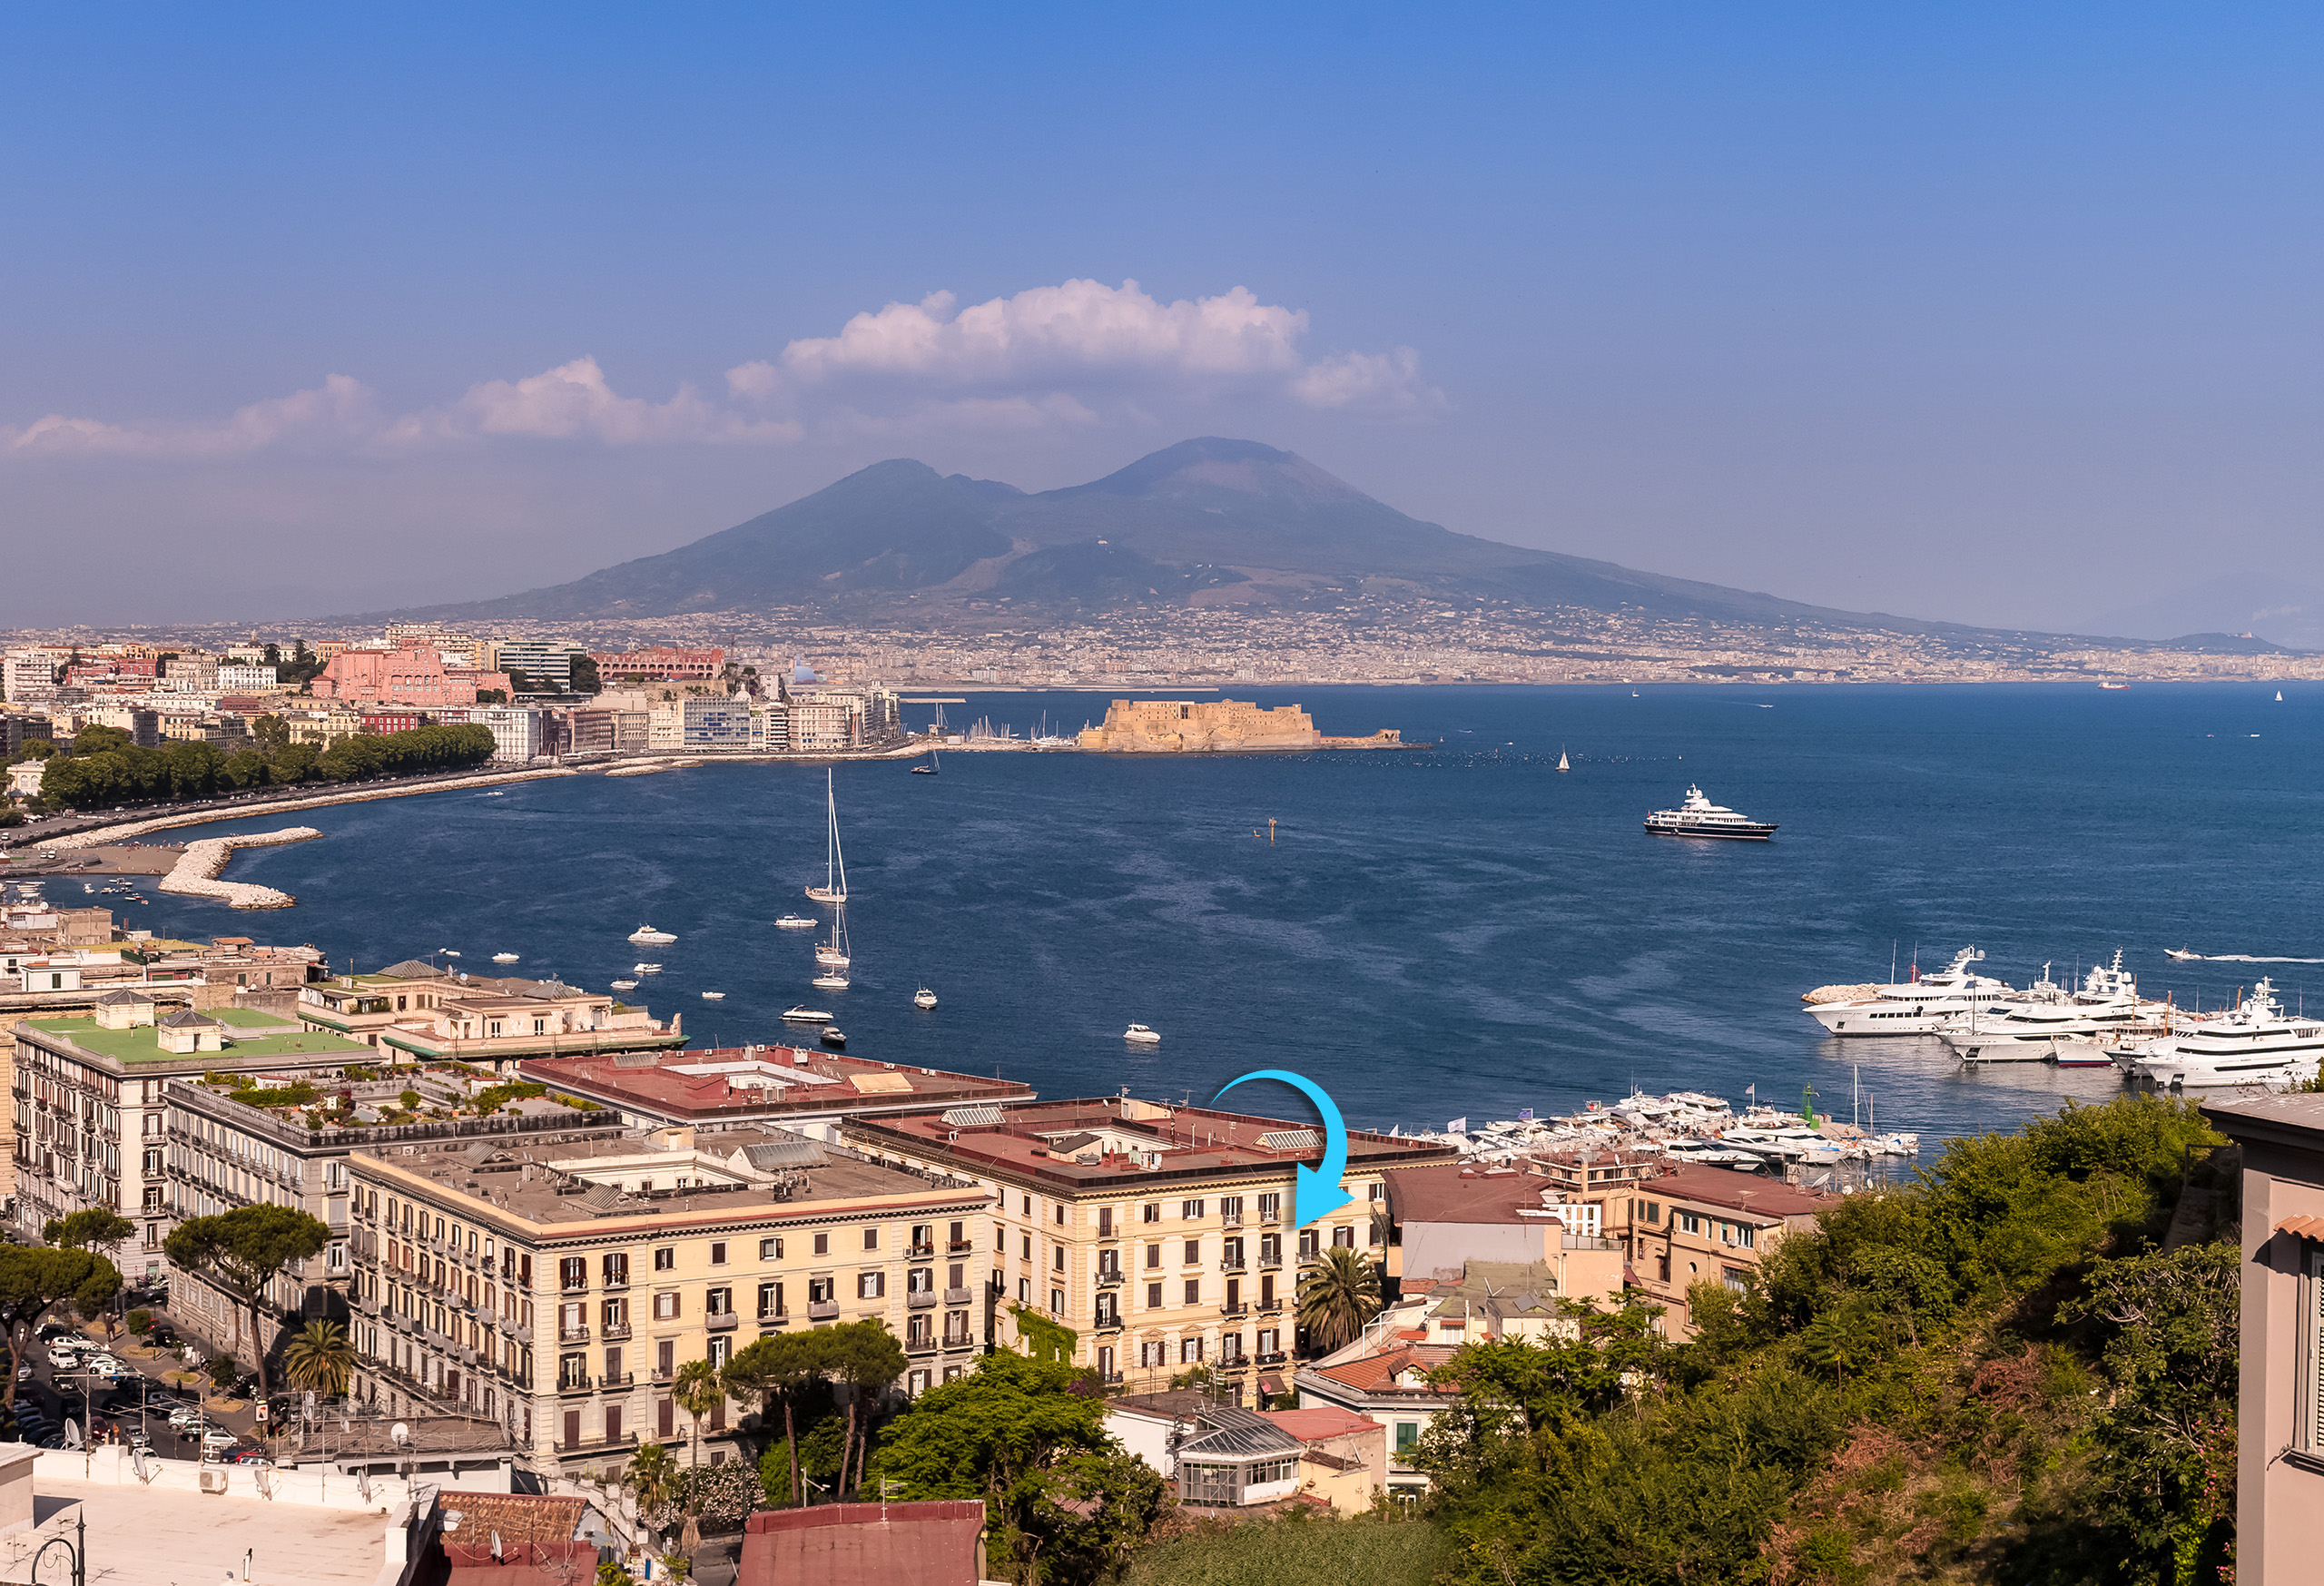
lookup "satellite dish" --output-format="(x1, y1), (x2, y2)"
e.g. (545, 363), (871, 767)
(390, 1422), (409, 1446)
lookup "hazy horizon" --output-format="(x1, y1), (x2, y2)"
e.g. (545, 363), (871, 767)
(4, 5), (2318, 636)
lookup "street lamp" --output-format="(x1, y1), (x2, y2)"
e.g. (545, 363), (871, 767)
(26, 1511), (84, 1586)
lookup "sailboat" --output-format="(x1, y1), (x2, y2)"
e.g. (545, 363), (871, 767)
(2277, 691), (2285, 702)
(805, 768), (849, 903)
(912, 745), (939, 775)
(1556, 747), (1571, 773)
(812, 908), (852, 990)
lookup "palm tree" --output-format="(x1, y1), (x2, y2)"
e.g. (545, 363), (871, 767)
(671, 1358), (722, 1469)
(1295, 1246), (1383, 1355)
(281, 1320), (352, 1396)
(623, 1439), (680, 1557)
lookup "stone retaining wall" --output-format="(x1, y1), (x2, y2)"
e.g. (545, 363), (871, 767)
(157, 828), (321, 910)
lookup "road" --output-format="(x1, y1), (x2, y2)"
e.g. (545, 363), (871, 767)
(17, 1317), (265, 1463)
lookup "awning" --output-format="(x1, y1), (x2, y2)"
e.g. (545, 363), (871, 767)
(2276, 1216), (2324, 1241)
(1258, 1374), (1285, 1398)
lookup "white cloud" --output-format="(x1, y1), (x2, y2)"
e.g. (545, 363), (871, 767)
(3, 279), (1436, 462)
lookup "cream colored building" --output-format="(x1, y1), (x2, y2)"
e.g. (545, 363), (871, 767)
(298, 962), (685, 1069)
(1077, 698), (1322, 753)
(842, 1098), (1458, 1402)
(347, 1124), (991, 1474)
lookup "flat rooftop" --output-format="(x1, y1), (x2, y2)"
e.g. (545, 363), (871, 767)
(520, 1042), (1033, 1120)
(18, 1009), (373, 1066)
(847, 1098), (1460, 1192)
(358, 1123), (981, 1226)
(3, 1477), (385, 1586)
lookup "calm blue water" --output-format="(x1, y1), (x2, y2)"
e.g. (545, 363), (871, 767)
(90, 683), (2322, 1145)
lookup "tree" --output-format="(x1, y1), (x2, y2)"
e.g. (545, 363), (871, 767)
(251, 714), (291, 752)
(828, 1320), (907, 1496)
(672, 1357), (722, 1470)
(46, 1209), (133, 1251)
(282, 1319), (353, 1395)
(625, 1438), (682, 1557)
(163, 1205), (330, 1397)
(1295, 1245), (1384, 1354)
(724, 1329), (832, 1507)
(569, 654), (600, 693)
(0, 1247), (121, 1389)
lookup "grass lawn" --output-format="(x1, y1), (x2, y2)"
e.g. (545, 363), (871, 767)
(1125, 1514), (1454, 1586)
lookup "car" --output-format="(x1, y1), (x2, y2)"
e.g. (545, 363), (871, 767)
(44, 1350), (77, 1372)
(82, 1356), (125, 1380)
(165, 1408), (202, 1430)
(225, 1451), (270, 1465)
(125, 1431), (152, 1452)
(13, 1366), (26, 1383)
(34, 1434), (61, 1451)
(199, 1428), (236, 1450)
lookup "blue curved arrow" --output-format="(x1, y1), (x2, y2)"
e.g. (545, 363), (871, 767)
(1212, 1069), (1352, 1229)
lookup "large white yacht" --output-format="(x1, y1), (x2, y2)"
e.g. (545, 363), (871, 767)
(1643, 785), (1777, 841)
(1804, 947), (2015, 1037)
(1939, 951), (2152, 1062)
(2126, 978), (2324, 1088)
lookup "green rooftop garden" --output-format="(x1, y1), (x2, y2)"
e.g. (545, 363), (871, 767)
(22, 1015), (370, 1064)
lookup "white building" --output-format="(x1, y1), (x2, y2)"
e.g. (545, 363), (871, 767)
(215, 664), (280, 693)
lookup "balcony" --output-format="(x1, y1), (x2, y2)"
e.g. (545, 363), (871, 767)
(1258, 1298), (1285, 1315)
(1258, 1206), (1282, 1226)
(906, 1291), (937, 1310)
(1218, 1302), (1249, 1317)
(650, 1364), (675, 1384)
(947, 1239), (974, 1255)
(558, 1326), (591, 1345)
(904, 1332), (939, 1356)
(559, 1279), (589, 1295)
(601, 1321), (632, 1341)
(756, 1310), (789, 1325)
(600, 1274), (629, 1292)
(943, 1328), (974, 1349)
(1221, 1211), (1245, 1228)
(556, 1432), (637, 1454)
(1217, 1257), (1246, 1274)
(1100, 1370), (1125, 1386)
(1258, 1253), (1284, 1269)
(1096, 1270), (1125, 1287)
(602, 1372), (634, 1389)
(943, 1286), (973, 1305)
(704, 1310), (739, 1333)
(556, 1374), (592, 1394)
(1091, 1313), (1124, 1335)
(907, 1243), (935, 1259)
(1217, 1355), (1251, 1372)
(1256, 1351), (1288, 1365)
(807, 1302), (841, 1321)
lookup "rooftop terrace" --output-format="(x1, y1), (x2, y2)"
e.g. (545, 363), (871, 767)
(521, 1041), (1033, 1120)
(18, 1008), (371, 1065)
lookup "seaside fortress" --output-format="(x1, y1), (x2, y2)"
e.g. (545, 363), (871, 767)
(1078, 698), (1323, 753)
(345, 1123), (991, 1475)
(297, 960), (685, 1070)
(838, 1098), (1459, 1404)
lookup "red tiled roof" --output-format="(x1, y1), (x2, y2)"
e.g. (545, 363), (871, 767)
(1261, 1405), (1379, 1443)
(2277, 1216), (2324, 1241)
(1308, 1345), (1457, 1394)
(1648, 1167), (1837, 1219)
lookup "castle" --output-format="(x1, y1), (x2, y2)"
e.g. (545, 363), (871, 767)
(1076, 699), (1407, 753)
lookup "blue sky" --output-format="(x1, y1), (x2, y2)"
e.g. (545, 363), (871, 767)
(4, 5), (2318, 631)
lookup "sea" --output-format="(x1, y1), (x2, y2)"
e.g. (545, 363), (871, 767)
(70, 682), (2324, 1150)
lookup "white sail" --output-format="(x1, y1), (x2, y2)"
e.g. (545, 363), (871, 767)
(805, 768), (850, 902)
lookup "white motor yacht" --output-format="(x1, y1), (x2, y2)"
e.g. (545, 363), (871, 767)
(1940, 952), (2152, 1062)
(1805, 947), (2015, 1036)
(812, 968), (851, 990)
(1643, 785), (1777, 841)
(491, 953), (520, 964)
(914, 988), (939, 1010)
(701, 990), (724, 1000)
(782, 1006), (833, 1023)
(633, 962), (663, 975)
(2127, 979), (2324, 1088)
(1123, 1023), (1161, 1045)
(775, 915), (818, 931)
(628, 925), (677, 945)
(610, 980), (638, 991)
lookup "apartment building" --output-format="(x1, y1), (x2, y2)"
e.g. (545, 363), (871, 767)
(518, 1043), (1033, 1133)
(10, 999), (374, 1284)
(1621, 1168), (1834, 1332)
(345, 1124), (991, 1473)
(840, 1098), (1459, 1401)
(298, 963), (685, 1069)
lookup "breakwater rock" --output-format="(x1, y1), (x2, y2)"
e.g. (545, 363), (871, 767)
(158, 828), (322, 910)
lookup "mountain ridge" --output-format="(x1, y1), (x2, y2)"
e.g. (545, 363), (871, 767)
(361, 438), (2291, 652)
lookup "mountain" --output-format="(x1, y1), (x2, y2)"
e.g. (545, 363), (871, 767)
(2082, 573), (2324, 653)
(377, 438), (2283, 649)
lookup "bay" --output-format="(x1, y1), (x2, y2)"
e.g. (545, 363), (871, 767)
(102, 682), (2320, 1146)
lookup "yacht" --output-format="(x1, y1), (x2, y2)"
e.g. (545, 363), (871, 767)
(628, 925), (677, 946)
(1938, 952), (2151, 1061)
(811, 965), (851, 990)
(782, 1006), (833, 1023)
(913, 988), (939, 1010)
(1718, 1127), (1847, 1167)
(1123, 1023), (1161, 1045)
(805, 769), (850, 903)
(1643, 785), (1777, 841)
(775, 915), (817, 931)
(701, 990), (724, 1000)
(1805, 947), (2016, 1036)
(633, 962), (663, 975)
(491, 952), (520, 964)
(819, 1028), (848, 1048)
(2126, 979), (2324, 1088)
(610, 980), (638, 991)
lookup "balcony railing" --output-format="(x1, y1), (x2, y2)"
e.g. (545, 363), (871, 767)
(558, 1326), (590, 1345)
(602, 1372), (634, 1389)
(556, 1374), (592, 1394)
(1091, 1312), (1124, 1333)
(559, 1278), (589, 1295)
(943, 1328), (974, 1348)
(601, 1322), (632, 1341)
(904, 1333), (940, 1355)
(906, 1291), (937, 1310)
(556, 1431), (638, 1454)
(947, 1239), (974, 1255)
(907, 1243), (936, 1259)
(704, 1310), (739, 1333)
(1096, 1270), (1124, 1287)
(757, 1307), (788, 1324)
(807, 1302), (841, 1321)
(1218, 1302), (1249, 1317)
(943, 1286), (973, 1305)
(600, 1274), (629, 1291)
(1255, 1350), (1288, 1365)
(1217, 1257), (1246, 1274)
(1259, 1253), (1284, 1269)
(1221, 1211), (1245, 1228)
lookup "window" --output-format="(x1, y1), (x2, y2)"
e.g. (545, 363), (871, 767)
(603, 1253), (628, 1286)
(708, 1336), (730, 1369)
(1021, 1234), (1032, 1260)
(1181, 1199), (1204, 1220)
(1395, 1422), (1420, 1456)
(858, 1271), (885, 1300)
(1643, 1201), (1662, 1225)
(911, 1222), (933, 1251)
(653, 1293), (679, 1321)
(1054, 1205), (1067, 1226)
(1049, 1286), (1065, 1314)
(1298, 1228), (1319, 1259)
(1145, 1244), (1160, 1269)
(654, 1246), (675, 1270)
(1180, 1336), (1204, 1364)
(1053, 1246), (1065, 1272)
(1182, 1239), (1200, 1266)
(1332, 1226), (1355, 1249)
(906, 1266), (934, 1295)
(1183, 1278), (1200, 1305)
(807, 1277), (834, 1305)
(1097, 1207), (1113, 1237)
(706, 1286), (732, 1316)
(813, 1233), (830, 1256)
(1022, 1195), (1032, 1217)
(709, 1242), (727, 1266)
(1738, 1225), (1758, 1249)
(1147, 1283), (1163, 1309)
(560, 1256), (586, 1291)
(1723, 1266), (1750, 1295)
(863, 1227), (879, 1251)
(948, 1220), (966, 1249)
(1141, 1203), (1160, 1224)
(760, 1237), (783, 1260)
(1679, 1213), (1701, 1236)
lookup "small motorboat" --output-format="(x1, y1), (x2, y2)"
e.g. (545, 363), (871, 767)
(610, 980), (638, 991)
(819, 1028), (848, 1048)
(914, 988), (938, 1010)
(628, 925), (677, 945)
(492, 953), (520, 964)
(634, 962), (663, 974)
(443, 950), (461, 959)
(1123, 1023), (1161, 1045)
(775, 915), (818, 931)
(783, 1006), (833, 1023)
(701, 990), (724, 1000)
(812, 970), (851, 990)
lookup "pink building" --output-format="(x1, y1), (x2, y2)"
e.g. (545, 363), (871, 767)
(311, 639), (508, 708)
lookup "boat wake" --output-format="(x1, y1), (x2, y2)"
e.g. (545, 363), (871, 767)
(2166, 949), (2324, 963)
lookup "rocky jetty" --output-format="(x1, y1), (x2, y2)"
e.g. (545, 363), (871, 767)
(157, 827), (322, 909)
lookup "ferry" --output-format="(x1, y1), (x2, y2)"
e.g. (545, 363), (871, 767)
(1643, 785), (1777, 841)
(2124, 979), (2324, 1088)
(1805, 947), (2016, 1036)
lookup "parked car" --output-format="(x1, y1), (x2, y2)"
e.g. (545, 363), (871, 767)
(225, 1451), (270, 1465)
(34, 1325), (71, 1343)
(165, 1407), (202, 1430)
(199, 1428), (236, 1451)
(44, 1349), (78, 1372)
